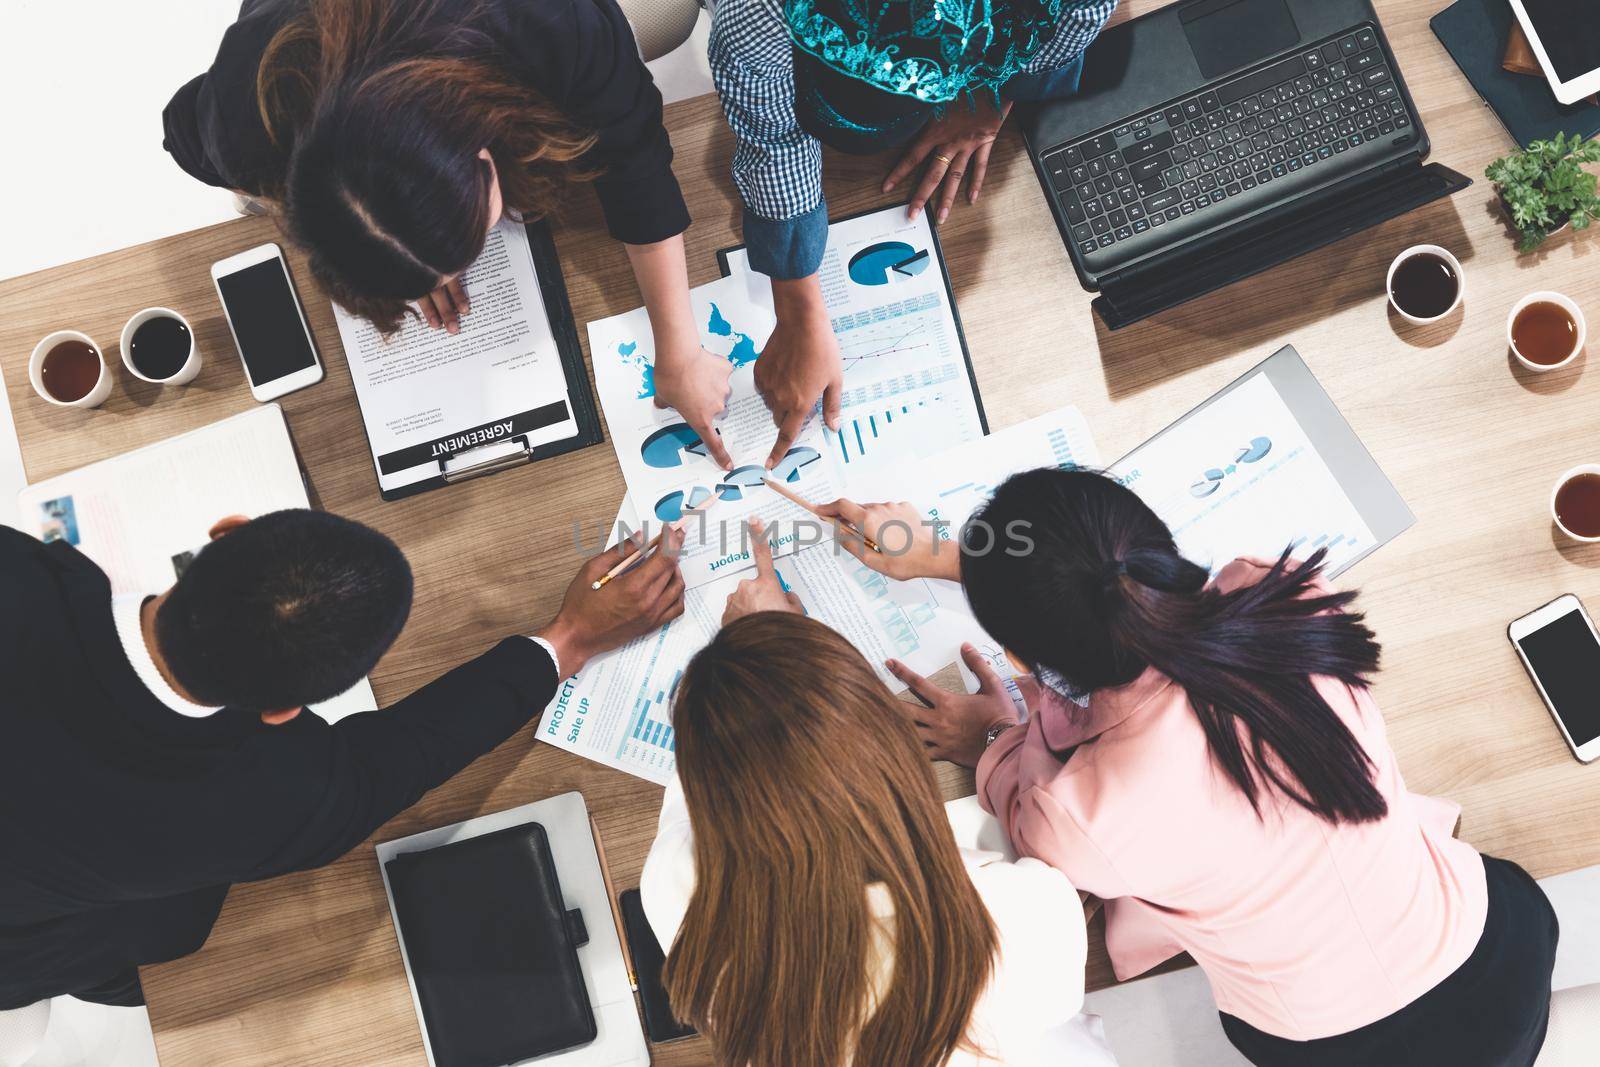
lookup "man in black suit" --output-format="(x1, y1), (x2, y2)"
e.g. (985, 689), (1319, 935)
(0, 508), (685, 1010)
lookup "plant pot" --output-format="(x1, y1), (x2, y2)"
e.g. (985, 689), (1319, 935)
(1498, 193), (1572, 240)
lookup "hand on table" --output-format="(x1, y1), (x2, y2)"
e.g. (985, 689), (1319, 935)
(887, 643), (1023, 767)
(814, 499), (961, 582)
(722, 519), (803, 625)
(653, 341), (734, 470)
(885, 97), (1014, 224)
(536, 525), (687, 676)
(757, 279), (843, 468)
(418, 278), (470, 333)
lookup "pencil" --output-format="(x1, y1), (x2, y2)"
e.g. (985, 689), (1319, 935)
(592, 528), (663, 590)
(762, 478), (881, 553)
(589, 815), (636, 990)
(592, 497), (716, 590)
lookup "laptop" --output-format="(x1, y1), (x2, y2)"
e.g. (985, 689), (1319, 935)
(1022, 0), (1472, 330)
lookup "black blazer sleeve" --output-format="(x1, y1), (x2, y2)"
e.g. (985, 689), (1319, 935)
(245, 637), (560, 878)
(159, 0), (289, 196)
(512, 0), (691, 245)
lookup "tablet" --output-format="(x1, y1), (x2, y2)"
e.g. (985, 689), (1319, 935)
(1108, 345), (1414, 580)
(1510, 0), (1600, 106)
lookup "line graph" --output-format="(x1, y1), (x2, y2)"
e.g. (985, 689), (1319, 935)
(839, 321), (934, 373)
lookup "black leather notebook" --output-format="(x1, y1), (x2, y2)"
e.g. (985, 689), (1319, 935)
(385, 822), (596, 1067)
(1432, 0), (1600, 148)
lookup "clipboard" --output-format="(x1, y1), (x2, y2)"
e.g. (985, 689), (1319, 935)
(345, 219), (602, 502)
(714, 202), (990, 435)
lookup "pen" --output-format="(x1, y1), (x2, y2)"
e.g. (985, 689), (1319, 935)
(762, 478), (881, 553)
(592, 498), (714, 590)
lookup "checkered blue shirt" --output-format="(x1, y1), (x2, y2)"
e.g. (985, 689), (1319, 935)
(710, 0), (1118, 243)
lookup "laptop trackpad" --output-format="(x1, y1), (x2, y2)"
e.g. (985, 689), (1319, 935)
(1180, 0), (1300, 80)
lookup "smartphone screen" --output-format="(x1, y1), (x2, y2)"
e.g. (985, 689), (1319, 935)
(1517, 607), (1600, 748)
(216, 258), (318, 385)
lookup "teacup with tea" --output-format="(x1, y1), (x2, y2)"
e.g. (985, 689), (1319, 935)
(29, 330), (113, 409)
(1553, 465), (1600, 542)
(1509, 291), (1585, 372)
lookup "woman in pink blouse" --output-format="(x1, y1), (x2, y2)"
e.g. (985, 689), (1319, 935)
(825, 468), (1559, 1066)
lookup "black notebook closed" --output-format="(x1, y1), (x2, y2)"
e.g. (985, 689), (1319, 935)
(1432, 0), (1600, 149)
(385, 822), (596, 1067)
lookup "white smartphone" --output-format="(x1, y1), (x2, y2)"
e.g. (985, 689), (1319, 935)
(1508, 0), (1600, 106)
(211, 243), (324, 401)
(1508, 593), (1600, 763)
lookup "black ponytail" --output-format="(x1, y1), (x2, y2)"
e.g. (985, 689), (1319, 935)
(962, 468), (1387, 825)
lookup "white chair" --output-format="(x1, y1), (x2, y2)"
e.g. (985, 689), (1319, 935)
(616, 0), (703, 62)
(0, 1001), (50, 1067)
(1535, 983), (1600, 1065)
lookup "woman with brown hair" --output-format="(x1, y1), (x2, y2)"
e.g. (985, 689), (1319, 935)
(639, 530), (1116, 1066)
(163, 0), (737, 467)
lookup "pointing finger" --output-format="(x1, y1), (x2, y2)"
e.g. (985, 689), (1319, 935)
(822, 376), (842, 433)
(765, 410), (803, 469)
(886, 658), (941, 708)
(746, 517), (777, 578)
(960, 642), (1005, 694)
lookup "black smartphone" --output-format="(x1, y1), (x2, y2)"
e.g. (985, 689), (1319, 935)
(619, 889), (696, 1044)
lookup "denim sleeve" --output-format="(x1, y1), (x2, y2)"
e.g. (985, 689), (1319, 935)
(742, 200), (830, 279)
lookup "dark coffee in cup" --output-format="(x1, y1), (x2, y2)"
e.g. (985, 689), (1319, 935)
(128, 314), (192, 380)
(1388, 251), (1459, 320)
(40, 340), (103, 403)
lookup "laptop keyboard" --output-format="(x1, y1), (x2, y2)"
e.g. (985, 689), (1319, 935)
(1042, 24), (1411, 258)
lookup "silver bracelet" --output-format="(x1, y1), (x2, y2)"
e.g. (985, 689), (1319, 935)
(983, 721), (1017, 750)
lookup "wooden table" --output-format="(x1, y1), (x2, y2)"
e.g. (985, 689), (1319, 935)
(3, 2), (1597, 1062)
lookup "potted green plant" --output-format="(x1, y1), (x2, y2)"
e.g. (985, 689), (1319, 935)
(1486, 133), (1600, 253)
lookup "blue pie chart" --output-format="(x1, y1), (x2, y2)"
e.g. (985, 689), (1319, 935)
(770, 446), (822, 483)
(641, 423), (708, 469)
(848, 242), (931, 286)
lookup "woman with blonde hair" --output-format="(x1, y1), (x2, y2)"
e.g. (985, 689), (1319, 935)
(640, 530), (1115, 1066)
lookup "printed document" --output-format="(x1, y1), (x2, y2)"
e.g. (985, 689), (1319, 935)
(587, 206), (984, 588)
(332, 218), (581, 494)
(541, 409), (1098, 784)
(1109, 373), (1377, 576)
(537, 499), (971, 784)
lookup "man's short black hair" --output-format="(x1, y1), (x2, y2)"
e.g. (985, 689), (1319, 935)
(156, 509), (413, 711)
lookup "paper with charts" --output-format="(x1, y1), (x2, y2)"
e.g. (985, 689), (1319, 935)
(898, 406), (1102, 718)
(1109, 372), (1376, 575)
(538, 499), (973, 784)
(538, 406), (1100, 785)
(588, 206), (985, 588)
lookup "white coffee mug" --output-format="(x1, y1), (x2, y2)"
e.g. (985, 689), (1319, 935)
(1552, 464), (1600, 542)
(120, 307), (201, 385)
(1508, 291), (1586, 373)
(1385, 244), (1464, 325)
(28, 330), (113, 409)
